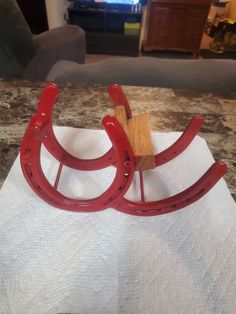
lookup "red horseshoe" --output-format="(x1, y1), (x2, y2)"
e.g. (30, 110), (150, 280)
(113, 161), (227, 216)
(39, 84), (204, 172)
(36, 83), (116, 170)
(20, 114), (135, 212)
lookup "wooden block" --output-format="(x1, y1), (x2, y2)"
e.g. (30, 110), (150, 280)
(114, 106), (155, 171)
(127, 113), (155, 170)
(114, 106), (128, 134)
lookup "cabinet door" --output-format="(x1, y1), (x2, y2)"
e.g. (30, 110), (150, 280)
(184, 8), (209, 50)
(146, 4), (170, 49)
(144, 2), (209, 52)
(167, 7), (189, 49)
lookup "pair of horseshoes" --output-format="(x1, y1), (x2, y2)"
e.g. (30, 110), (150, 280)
(20, 83), (227, 216)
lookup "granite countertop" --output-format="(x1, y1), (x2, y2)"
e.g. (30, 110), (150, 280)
(0, 79), (235, 200)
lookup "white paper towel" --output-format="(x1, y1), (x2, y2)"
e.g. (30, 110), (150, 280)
(0, 126), (235, 314)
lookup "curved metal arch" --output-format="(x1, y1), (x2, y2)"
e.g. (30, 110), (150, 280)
(20, 83), (228, 216)
(155, 116), (204, 167)
(37, 83), (116, 170)
(20, 115), (135, 212)
(108, 84), (204, 168)
(113, 161), (227, 216)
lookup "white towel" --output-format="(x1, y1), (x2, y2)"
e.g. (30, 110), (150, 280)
(0, 126), (235, 314)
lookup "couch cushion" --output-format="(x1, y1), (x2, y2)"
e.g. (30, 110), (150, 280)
(0, 0), (36, 77)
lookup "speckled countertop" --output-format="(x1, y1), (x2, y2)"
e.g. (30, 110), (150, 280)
(0, 79), (235, 200)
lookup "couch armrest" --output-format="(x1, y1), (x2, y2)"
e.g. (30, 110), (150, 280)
(23, 25), (86, 81)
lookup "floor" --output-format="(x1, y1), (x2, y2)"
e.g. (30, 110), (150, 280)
(85, 33), (214, 63)
(85, 54), (128, 63)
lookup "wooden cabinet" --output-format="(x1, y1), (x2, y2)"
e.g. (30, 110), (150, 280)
(68, 6), (142, 56)
(143, 0), (212, 53)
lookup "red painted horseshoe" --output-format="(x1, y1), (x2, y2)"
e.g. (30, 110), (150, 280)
(37, 83), (116, 170)
(20, 114), (135, 212)
(113, 161), (227, 216)
(36, 84), (204, 171)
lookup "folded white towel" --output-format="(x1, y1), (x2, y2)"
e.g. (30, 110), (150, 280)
(0, 127), (235, 314)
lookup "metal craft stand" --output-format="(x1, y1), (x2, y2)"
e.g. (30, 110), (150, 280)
(20, 83), (227, 216)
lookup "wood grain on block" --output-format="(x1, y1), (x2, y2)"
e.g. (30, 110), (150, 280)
(114, 106), (128, 134)
(115, 107), (155, 170)
(128, 113), (155, 170)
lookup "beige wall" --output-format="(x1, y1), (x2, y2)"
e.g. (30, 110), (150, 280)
(45, 0), (68, 29)
(139, 6), (148, 50)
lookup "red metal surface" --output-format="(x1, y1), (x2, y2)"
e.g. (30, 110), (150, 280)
(114, 161), (227, 216)
(21, 114), (135, 212)
(155, 116), (204, 167)
(20, 83), (228, 216)
(54, 161), (63, 189)
(139, 171), (145, 202)
(36, 84), (204, 170)
(108, 84), (132, 119)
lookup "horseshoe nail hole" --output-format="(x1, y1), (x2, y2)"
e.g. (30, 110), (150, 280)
(136, 210), (146, 213)
(172, 204), (177, 208)
(26, 166), (33, 178)
(36, 185), (42, 191)
(124, 161), (131, 167)
(195, 189), (205, 198)
(148, 210), (159, 214)
(24, 149), (31, 158)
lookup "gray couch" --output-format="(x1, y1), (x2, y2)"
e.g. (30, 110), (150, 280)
(1, 1), (235, 93)
(0, 0), (86, 80)
(47, 57), (236, 93)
